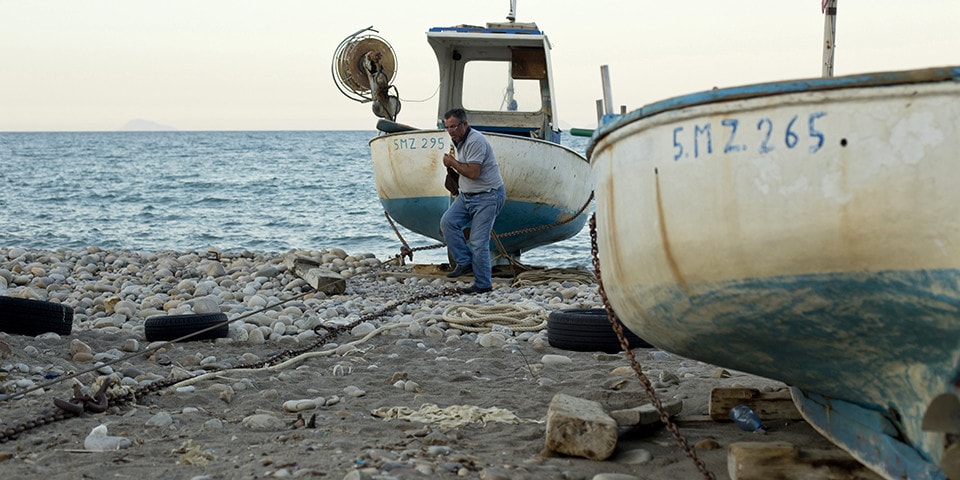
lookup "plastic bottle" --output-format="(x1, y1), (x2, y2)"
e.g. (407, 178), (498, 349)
(729, 405), (766, 433)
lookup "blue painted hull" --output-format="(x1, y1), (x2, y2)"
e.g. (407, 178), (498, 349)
(588, 66), (960, 479)
(381, 195), (588, 257)
(370, 131), (593, 261)
(623, 269), (959, 480)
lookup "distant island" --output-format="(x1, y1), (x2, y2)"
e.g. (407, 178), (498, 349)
(119, 119), (176, 131)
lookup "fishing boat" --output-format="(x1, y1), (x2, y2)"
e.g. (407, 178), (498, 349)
(588, 62), (960, 479)
(332, 2), (591, 262)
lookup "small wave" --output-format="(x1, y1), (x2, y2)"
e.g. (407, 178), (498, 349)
(192, 196), (233, 205)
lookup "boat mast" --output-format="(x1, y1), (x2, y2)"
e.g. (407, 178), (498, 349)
(502, 0), (518, 111)
(822, 0), (838, 77)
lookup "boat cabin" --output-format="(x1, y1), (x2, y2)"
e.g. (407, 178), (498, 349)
(427, 22), (561, 143)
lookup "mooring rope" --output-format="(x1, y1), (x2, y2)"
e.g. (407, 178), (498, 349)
(441, 303), (547, 333)
(511, 268), (596, 287)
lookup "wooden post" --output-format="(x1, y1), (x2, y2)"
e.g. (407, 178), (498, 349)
(822, 0), (838, 77)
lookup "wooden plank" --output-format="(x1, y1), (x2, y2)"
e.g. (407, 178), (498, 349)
(709, 387), (803, 421)
(728, 441), (883, 480)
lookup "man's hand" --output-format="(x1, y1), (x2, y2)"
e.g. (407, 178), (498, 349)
(442, 153), (458, 168)
(443, 154), (481, 179)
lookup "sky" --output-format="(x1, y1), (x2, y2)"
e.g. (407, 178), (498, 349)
(1, 0), (958, 132)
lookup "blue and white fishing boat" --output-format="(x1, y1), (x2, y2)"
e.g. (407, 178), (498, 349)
(588, 56), (960, 480)
(332, 2), (591, 262)
(587, 3), (960, 478)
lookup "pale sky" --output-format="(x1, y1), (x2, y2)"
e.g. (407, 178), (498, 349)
(2, 1), (958, 132)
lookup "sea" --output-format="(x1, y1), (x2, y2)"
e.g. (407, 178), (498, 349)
(0, 131), (595, 268)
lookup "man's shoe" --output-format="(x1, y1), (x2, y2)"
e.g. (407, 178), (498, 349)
(460, 284), (492, 294)
(446, 264), (473, 278)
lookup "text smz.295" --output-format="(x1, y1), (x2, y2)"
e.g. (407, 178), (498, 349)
(672, 112), (827, 161)
(391, 136), (447, 151)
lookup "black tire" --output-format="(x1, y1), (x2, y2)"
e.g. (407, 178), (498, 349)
(547, 308), (653, 353)
(144, 313), (229, 342)
(0, 296), (74, 336)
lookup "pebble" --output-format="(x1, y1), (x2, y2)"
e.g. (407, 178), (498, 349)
(84, 424), (132, 451)
(70, 339), (92, 356)
(540, 354), (573, 366)
(477, 332), (508, 348)
(282, 399), (317, 412)
(343, 385), (366, 398)
(695, 439), (721, 449)
(241, 413), (285, 430)
(615, 448), (653, 464)
(146, 411), (175, 427)
(593, 474), (640, 480)
(122, 339), (140, 352)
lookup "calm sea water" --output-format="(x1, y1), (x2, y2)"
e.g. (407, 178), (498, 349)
(0, 131), (594, 268)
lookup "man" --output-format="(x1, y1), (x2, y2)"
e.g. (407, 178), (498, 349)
(440, 108), (506, 294)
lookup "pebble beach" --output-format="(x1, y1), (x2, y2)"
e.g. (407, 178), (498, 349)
(0, 246), (837, 479)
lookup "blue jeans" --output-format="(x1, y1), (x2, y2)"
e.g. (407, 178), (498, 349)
(440, 185), (506, 289)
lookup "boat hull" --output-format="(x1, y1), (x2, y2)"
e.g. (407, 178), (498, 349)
(370, 130), (591, 258)
(589, 68), (960, 479)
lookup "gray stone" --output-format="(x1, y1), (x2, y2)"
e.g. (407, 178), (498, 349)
(146, 411), (175, 427)
(545, 393), (618, 461)
(592, 474), (641, 480)
(241, 413), (285, 430)
(302, 267), (346, 295)
(342, 470), (374, 480)
(613, 448), (653, 464)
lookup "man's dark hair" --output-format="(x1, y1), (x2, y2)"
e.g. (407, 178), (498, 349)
(444, 108), (468, 123)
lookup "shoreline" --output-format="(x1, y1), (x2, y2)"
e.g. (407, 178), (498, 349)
(0, 246), (834, 479)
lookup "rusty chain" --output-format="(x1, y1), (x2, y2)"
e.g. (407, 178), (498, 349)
(589, 214), (716, 480)
(0, 278), (458, 443)
(2, 202), (714, 480)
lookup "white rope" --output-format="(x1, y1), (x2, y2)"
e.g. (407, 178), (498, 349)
(511, 268), (596, 287)
(441, 303), (546, 333)
(171, 322), (411, 388)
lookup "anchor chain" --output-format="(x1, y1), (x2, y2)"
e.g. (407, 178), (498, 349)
(0, 280), (458, 444)
(589, 214), (716, 480)
(495, 191), (594, 240)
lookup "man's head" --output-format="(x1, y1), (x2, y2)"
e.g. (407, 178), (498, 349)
(443, 108), (468, 143)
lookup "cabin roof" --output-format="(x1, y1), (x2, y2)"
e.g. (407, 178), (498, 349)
(426, 22), (550, 52)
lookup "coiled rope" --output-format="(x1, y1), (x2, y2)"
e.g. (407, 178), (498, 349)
(442, 304), (547, 333)
(511, 268), (596, 287)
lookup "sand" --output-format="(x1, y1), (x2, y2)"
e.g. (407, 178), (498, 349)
(0, 247), (838, 480)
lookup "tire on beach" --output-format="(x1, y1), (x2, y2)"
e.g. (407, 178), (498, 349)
(0, 296), (74, 336)
(144, 313), (229, 342)
(547, 308), (652, 353)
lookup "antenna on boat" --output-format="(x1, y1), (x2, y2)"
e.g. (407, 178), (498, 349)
(822, 0), (838, 77)
(507, 0), (517, 22)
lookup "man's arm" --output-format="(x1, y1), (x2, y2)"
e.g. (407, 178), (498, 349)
(442, 153), (482, 179)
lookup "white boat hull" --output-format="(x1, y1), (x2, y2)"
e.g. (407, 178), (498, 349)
(589, 67), (960, 480)
(370, 130), (592, 257)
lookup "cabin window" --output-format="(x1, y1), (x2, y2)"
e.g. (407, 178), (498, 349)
(461, 61), (542, 113)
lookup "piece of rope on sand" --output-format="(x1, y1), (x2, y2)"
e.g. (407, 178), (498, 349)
(441, 303), (547, 333)
(372, 403), (539, 429)
(171, 322), (411, 388)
